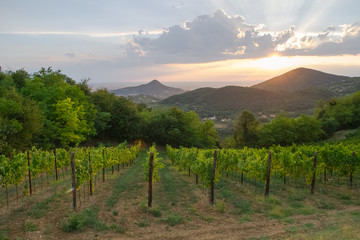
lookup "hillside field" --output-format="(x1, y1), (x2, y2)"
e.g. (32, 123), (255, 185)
(1, 150), (360, 240)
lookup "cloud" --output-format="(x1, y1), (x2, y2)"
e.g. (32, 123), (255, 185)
(121, 9), (360, 65)
(121, 9), (276, 63)
(281, 21), (360, 56)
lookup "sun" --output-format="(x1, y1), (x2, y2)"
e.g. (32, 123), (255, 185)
(254, 54), (292, 70)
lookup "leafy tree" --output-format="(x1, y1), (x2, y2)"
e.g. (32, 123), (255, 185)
(258, 114), (297, 147)
(141, 108), (218, 148)
(198, 119), (218, 148)
(21, 68), (96, 148)
(258, 114), (323, 147)
(294, 115), (324, 142)
(10, 69), (29, 90)
(315, 91), (360, 137)
(0, 74), (41, 155)
(77, 78), (92, 96)
(234, 110), (259, 147)
(54, 98), (90, 147)
(109, 96), (140, 141)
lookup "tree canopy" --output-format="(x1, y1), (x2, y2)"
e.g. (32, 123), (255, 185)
(0, 67), (219, 155)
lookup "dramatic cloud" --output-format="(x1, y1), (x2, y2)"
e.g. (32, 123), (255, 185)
(121, 10), (360, 64)
(122, 10), (275, 63)
(282, 21), (360, 56)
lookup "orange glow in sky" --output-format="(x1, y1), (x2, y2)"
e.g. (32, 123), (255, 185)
(160, 54), (360, 85)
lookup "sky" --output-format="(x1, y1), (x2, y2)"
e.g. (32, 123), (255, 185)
(1, 0), (360, 90)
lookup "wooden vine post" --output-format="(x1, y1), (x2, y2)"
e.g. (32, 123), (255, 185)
(27, 151), (32, 196)
(148, 152), (154, 207)
(210, 150), (217, 205)
(54, 149), (58, 181)
(241, 171), (244, 185)
(89, 151), (93, 196)
(70, 151), (77, 212)
(311, 151), (317, 194)
(283, 159), (286, 186)
(350, 151), (355, 187)
(265, 151), (272, 197)
(102, 149), (105, 183)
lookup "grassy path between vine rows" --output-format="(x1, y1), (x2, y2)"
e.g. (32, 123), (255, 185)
(1, 150), (360, 239)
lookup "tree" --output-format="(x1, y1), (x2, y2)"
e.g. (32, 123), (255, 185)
(315, 91), (360, 137)
(0, 74), (41, 155)
(21, 68), (96, 148)
(140, 108), (218, 148)
(294, 115), (324, 143)
(199, 120), (218, 148)
(11, 69), (29, 90)
(54, 98), (90, 147)
(257, 114), (323, 147)
(109, 97), (140, 141)
(257, 114), (296, 147)
(234, 110), (259, 147)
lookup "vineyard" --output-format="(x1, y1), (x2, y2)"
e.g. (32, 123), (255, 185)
(1, 142), (360, 239)
(0, 142), (140, 210)
(167, 142), (360, 198)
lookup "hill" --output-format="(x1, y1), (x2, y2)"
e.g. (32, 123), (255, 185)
(111, 80), (186, 99)
(252, 67), (360, 95)
(162, 68), (360, 118)
(161, 85), (333, 118)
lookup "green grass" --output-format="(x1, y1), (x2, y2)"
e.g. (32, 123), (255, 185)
(156, 155), (197, 209)
(164, 212), (184, 226)
(303, 222), (315, 230)
(138, 219), (151, 227)
(216, 179), (252, 215)
(28, 192), (62, 219)
(238, 215), (251, 224)
(61, 205), (107, 232)
(285, 226), (298, 233)
(349, 211), (360, 221)
(106, 152), (145, 208)
(0, 228), (9, 240)
(157, 161), (180, 206)
(317, 200), (336, 210)
(24, 221), (39, 232)
(213, 199), (226, 213)
(149, 208), (162, 217)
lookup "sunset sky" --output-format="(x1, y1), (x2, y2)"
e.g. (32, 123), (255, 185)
(1, 0), (360, 89)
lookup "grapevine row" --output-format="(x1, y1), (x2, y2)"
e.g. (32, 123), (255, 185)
(0, 142), (140, 208)
(167, 142), (360, 194)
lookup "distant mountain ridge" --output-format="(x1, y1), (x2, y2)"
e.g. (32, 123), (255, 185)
(161, 67), (360, 118)
(161, 86), (333, 117)
(252, 67), (360, 96)
(111, 80), (186, 99)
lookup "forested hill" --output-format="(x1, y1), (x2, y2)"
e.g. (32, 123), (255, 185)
(252, 67), (360, 96)
(110, 80), (186, 99)
(161, 68), (360, 117)
(161, 85), (333, 117)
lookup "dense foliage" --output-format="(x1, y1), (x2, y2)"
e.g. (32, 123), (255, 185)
(315, 92), (360, 137)
(233, 111), (324, 148)
(0, 68), (218, 155)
